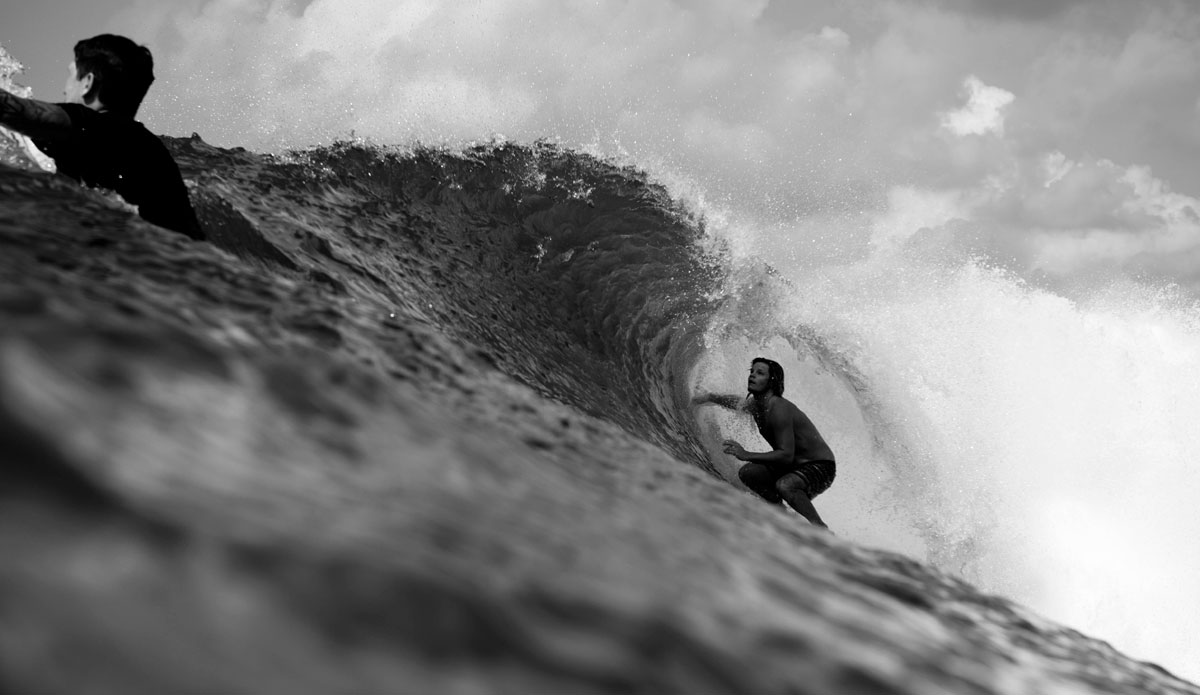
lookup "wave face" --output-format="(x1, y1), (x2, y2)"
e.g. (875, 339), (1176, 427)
(211, 141), (1200, 684)
(283, 131), (1200, 681)
(4, 124), (1200, 691)
(213, 141), (723, 462)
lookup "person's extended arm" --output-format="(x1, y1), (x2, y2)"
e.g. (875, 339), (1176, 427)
(0, 90), (73, 140)
(722, 405), (794, 465)
(691, 393), (746, 411)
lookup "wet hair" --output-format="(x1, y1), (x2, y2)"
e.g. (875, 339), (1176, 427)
(750, 357), (785, 397)
(73, 34), (155, 117)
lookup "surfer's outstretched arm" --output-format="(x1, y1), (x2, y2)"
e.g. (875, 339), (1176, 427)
(0, 91), (73, 140)
(691, 393), (747, 411)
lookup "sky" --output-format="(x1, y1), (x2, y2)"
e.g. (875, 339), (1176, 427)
(4, 0), (1200, 293)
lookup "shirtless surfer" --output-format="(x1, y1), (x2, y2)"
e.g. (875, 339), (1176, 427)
(692, 357), (835, 529)
(0, 34), (202, 240)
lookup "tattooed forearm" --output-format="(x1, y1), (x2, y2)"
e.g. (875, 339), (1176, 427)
(0, 89), (72, 139)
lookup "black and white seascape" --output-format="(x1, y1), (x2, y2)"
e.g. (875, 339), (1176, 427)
(3, 2), (1200, 691)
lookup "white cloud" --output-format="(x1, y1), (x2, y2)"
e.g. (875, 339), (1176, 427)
(868, 150), (1200, 284)
(871, 186), (970, 250)
(1015, 157), (1200, 277)
(1040, 151), (1073, 188)
(940, 75), (1014, 137)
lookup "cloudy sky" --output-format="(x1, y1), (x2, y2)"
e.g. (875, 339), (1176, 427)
(5, 0), (1200, 289)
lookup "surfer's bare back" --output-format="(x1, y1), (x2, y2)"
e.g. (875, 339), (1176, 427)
(692, 357), (836, 529)
(0, 34), (202, 240)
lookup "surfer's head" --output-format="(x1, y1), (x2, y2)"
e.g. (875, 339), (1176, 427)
(68, 35), (155, 118)
(749, 357), (784, 397)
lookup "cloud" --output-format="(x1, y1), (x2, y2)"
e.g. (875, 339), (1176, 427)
(942, 0), (1094, 21)
(1031, 167), (1200, 277)
(940, 76), (1014, 137)
(1016, 1), (1200, 191)
(878, 151), (1200, 287)
(1005, 154), (1200, 283)
(871, 186), (970, 250)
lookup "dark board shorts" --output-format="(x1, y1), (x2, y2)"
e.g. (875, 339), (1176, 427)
(785, 460), (836, 499)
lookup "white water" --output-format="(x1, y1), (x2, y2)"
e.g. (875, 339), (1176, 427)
(696, 228), (1200, 680)
(0, 46), (56, 172)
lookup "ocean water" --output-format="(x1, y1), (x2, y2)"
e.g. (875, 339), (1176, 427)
(3, 43), (1198, 685)
(699, 246), (1200, 679)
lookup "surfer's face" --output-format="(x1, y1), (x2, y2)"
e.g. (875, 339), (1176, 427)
(63, 61), (92, 105)
(748, 362), (771, 394)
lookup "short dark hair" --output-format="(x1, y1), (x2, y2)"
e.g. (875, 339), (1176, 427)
(73, 34), (155, 117)
(751, 357), (785, 397)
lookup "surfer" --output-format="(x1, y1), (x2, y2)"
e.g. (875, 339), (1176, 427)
(692, 357), (835, 529)
(0, 34), (203, 240)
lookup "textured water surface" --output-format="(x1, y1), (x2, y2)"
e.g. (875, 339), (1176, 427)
(0, 134), (1196, 694)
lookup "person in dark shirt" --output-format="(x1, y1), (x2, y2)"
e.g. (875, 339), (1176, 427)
(0, 34), (203, 240)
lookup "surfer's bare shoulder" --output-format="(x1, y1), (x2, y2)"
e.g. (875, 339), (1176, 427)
(0, 90), (73, 140)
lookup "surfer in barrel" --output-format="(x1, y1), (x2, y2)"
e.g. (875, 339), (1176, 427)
(0, 34), (202, 240)
(692, 357), (835, 529)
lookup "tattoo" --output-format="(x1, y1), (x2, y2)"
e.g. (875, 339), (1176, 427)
(0, 89), (72, 139)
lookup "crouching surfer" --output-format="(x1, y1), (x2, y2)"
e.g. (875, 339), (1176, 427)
(0, 34), (203, 240)
(692, 357), (835, 530)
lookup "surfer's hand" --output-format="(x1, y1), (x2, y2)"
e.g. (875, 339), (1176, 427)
(722, 439), (747, 459)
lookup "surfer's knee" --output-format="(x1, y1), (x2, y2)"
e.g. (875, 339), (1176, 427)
(775, 474), (809, 500)
(739, 463), (782, 503)
(738, 463), (771, 488)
